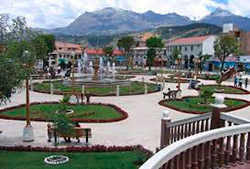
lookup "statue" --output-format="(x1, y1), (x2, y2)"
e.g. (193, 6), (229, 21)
(92, 59), (100, 80)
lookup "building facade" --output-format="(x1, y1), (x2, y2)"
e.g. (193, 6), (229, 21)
(132, 47), (168, 67)
(165, 35), (216, 69)
(49, 41), (83, 66)
(223, 23), (250, 55)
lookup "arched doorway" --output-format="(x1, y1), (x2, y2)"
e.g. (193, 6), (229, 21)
(190, 55), (195, 69)
(184, 55), (188, 69)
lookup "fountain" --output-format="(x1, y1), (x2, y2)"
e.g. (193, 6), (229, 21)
(62, 58), (131, 87)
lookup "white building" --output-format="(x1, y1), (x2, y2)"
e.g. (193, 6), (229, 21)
(132, 47), (168, 66)
(165, 35), (216, 68)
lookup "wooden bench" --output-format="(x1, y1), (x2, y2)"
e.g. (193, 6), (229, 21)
(57, 127), (92, 143)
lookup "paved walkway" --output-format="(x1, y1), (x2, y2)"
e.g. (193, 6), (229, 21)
(1, 74), (250, 152)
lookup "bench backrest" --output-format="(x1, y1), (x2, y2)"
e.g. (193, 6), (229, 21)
(57, 127), (91, 138)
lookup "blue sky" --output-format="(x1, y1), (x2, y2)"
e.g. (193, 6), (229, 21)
(214, 0), (228, 5)
(0, 0), (249, 29)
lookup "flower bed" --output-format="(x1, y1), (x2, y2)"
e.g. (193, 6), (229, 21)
(0, 102), (128, 123)
(198, 84), (250, 95)
(0, 145), (152, 155)
(159, 96), (250, 114)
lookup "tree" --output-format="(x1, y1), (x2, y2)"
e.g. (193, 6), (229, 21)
(117, 36), (135, 69)
(214, 34), (239, 85)
(172, 47), (181, 65)
(201, 89), (213, 104)
(103, 46), (113, 62)
(0, 14), (48, 141)
(39, 34), (55, 54)
(0, 14), (46, 102)
(199, 54), (211, 74)
(39, 34), (55, 68)
(146, 37), (164, 71)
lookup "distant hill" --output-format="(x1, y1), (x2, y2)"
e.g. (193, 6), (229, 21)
(157, 23), (222, 39)
(199, 8), (250, 31)
(37, 7), (250, 37)
(43, 7), (192, 36)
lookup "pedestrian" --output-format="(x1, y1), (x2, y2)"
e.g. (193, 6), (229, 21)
(239, 77), (243, 88)
(234, 76), (238, 87)
(47, 124), (54, 142)
(245, 78), (248, 89)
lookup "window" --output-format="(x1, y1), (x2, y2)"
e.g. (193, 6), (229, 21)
(179, 46), (182, 51)
(59, 47), (62, 50)
(191, 46), (193, 51)
(185, 47), (187, 51)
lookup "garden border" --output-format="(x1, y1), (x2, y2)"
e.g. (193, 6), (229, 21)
(159, 96), (250, 114)
(0, 145), (153, 158)
(197, 84), (250, 95)
(32, 81), (159, 97)
(0, 102), (129, 123)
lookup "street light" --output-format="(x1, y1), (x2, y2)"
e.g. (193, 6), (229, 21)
(194, 55), (201, 81)
(22, 50), (34, 142)
(176, 54), (184, 90)
(71, 51), (76, 79)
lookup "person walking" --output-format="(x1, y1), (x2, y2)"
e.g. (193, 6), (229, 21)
(234, 75), (238, 87)
(239, 77), (243, 88)
(245, 77), (248, 89)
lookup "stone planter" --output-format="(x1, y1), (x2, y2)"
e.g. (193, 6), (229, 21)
(44, 155), (69, 165)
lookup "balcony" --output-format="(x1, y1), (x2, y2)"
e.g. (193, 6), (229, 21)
(140, 95), (250, 169)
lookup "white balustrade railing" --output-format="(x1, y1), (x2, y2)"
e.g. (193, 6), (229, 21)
(140, 123), (250, 169)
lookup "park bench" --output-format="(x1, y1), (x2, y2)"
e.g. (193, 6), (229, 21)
(57, 127), (92, 143)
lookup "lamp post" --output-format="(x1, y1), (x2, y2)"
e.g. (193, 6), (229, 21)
(175, 54), (184, 90)
(194, 55), (201, 81)
(22, 50), (34, 142)
(71, 51), (76, 79)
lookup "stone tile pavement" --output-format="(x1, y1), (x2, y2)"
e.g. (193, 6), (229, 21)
(1, 74), (250, 152)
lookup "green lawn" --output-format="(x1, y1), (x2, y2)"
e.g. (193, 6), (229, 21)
(0, 104), (122, 120)
(0, 151), (146, 169)
(199, 85), (247, 94)
(34, 81), (157, 95)
(162, 97), (248, 113)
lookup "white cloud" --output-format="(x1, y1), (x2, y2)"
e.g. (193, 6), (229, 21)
(227, 0), (250, 17)
(0, 0), (249, 29)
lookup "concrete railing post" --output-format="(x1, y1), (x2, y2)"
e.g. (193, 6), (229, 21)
(211, 95), (227, 129)
(50, 83), (54, 95)
(116, 85), (120, 97)
(160, 110), (171, 149)
(145, 84), (148, 94)
(30, 77), (33, 91)
(82, 85), (85, 94)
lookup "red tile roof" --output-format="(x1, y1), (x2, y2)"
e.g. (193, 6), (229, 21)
(85, 48), (124, 56)
(55, 41), (82, 54)
(167, 36), (212, 46)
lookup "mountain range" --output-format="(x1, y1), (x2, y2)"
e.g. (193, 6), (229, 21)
(42, 7), (250, 36)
